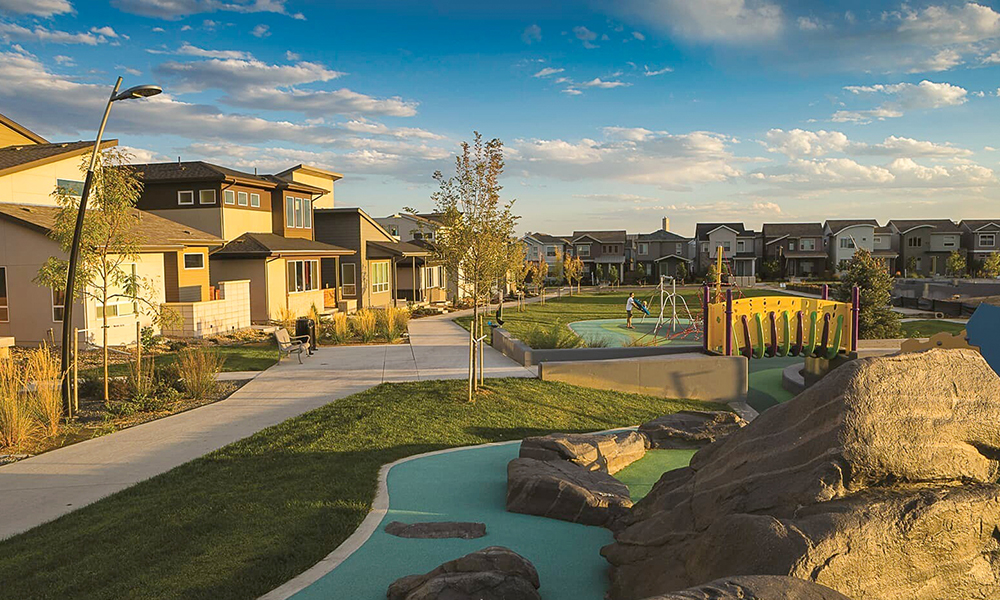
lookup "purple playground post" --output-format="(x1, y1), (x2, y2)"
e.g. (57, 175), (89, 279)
(851, 285), (860, 352)
(822, 283), (829, 300)
(702, 284), (710, 353)
(725, 288), (733, 356)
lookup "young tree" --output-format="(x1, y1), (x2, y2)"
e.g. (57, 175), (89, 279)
(36, 147), (171, 403)
(905, 256), (918, 277)
(945, 250), (967, 277)
(508, 244), (530, 310)
(563, 255), (583, 293)
(609, 265), (619, 285)
(675, 261), (688, 284)
(834, 248), (902, 339)
(762, 259), (781, 281)
(531, 259), (549, 304)
(430, 133), (518, 400)
(982, 252), (1000, 278)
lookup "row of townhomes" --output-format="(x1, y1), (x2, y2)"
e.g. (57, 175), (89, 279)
(523, 215), (1000, 285)
(0, 112), (453, 347)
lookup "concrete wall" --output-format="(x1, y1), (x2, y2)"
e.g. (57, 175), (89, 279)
(211, 258), (268, 322)
(539, 353), (748, 403)
(161, 279), (251, 338)
(490, 327), (700, 367)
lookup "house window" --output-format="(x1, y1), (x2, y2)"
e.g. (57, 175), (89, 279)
(303, 199), (312, 229)
(839, 237), (855, 249)
(942, 236), (957, 248)
(341, 262), (357, 296)
(577, 244), (590, 257)
(287, 259), (319, 293)
(0, 266), (8, 322)
(237, 191), (248, 206)
(250, 193), (260, 208)
(286, 196), (295, 227)
(676, 243), (683, 254)
(224, 190), (236, 205)
(980, 233), (996, 247)
(183, 252), (205, 269)
(425, 231), (434, 241)
(801, 238), (815, 251)
(722, 241), (731, 252)
(96, 264), (137, 319)
(638, 243), (648, 256)
(546, 246), (556, 257)
(199, 189), (216, 205)
(56, 179), (84, 197)
(390, 225), (399, 237)
(52, 288), (65, 322)
(413, 232), (423, 240)
(294, 198), (303, 228)
(371, 261), (390, 294)
(788, 241), (796, 251)
(907, 237), (922, 247)
(177, 190), (194, 205)
(737, 240), (746, 252)
(915, 257), (923, 270)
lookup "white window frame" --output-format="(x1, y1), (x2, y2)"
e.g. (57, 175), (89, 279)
(737, 240), (746, 252)
(371, 260), (390, 294)
(341, 262), (357, 296)
(942, 236), (957, 248)
(294, 198), (303, 228)
(638, 243), (648, 256)
(237, 191), (248, 207)
(576, 244), (590, 257)
(801, 238), (815, 251)
(0, 266), (8, 322)
(303, 199), (312, 229)
(980, 233), (996, 247)
(546, 245), (556, 257)
(286, 196), (295, 228)
(250, 192), (260, 208)
(96, 264), (138, 320)
(286, 259), (319, 293)
(52, 288), (65, 323)
(722, 241), (731, 252)
(199, 189), (216, 205)
(907, 237), (922, 248)
(177, 190), (194, 205)
(839, 237), (855, 249)
(224, 189), (236, 205)
(183, 252), (205, 270)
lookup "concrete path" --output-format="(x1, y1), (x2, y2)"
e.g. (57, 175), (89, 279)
(0, 313), (533, 541)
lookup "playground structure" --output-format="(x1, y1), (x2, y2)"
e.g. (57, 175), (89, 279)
(703, 284), (860, 360)
(641, 276), (701, 341)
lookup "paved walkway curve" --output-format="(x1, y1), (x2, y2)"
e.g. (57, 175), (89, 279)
(0, 311), (534, 541)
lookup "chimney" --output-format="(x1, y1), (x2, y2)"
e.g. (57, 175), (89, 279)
(661, 217), (670, 232)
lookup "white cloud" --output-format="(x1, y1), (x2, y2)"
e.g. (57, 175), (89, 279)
(573, 25), (599, 48)
(765, 129), (850, 157)
(0, 23), (106, 45)
(752, 156), (993, 190)
(797, 16), (821, 30)
(561, 88), (583, 96)
(834, 80), (968, 123)
(174, 43), (251, 59)
(341, 118), (444, 140)
(225, 86), (420, 118)
(765, 128), (972, 158)
(632, 31), (645, 40)
(111, 0), (305, 20)
(643, 65), (673, 76)
(908, 48), (963, 72)
(533, 67), (564, 78)
(90, 26), (119, 38)
(53, 54), (75, 66)
(0, 0), (72, 17)
(251, 24), (270, 37)
(581, 77), (629, 89)
(894, 2), (1000, 44)
(616, 0), (783, 44)
(156, 57), (345, 92)
(522, 24), (541, 44)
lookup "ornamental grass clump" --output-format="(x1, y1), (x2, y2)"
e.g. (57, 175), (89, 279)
(521, 323), (580, 349)
(26, 345), (61, 438)
(329, 312), (349, 344)
(0, 357), (35, 451)
(177, 347), (225, 401)
(353, 309), (378, 343)
(378, 307), (410, 342)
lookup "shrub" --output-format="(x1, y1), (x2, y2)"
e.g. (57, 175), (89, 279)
(126, 358), (156, 400)
(378, 306), (410, 342)
(177, 347), (225, 400)
(0, 357), (35, 450)
(26, 345), (61, 438)
(835, 248), (902, 339)
(328, 312), (349, 344)
(521, 323), (581, 349)
(140, 326), (161, 353)
(352, 309), (378, 343)
(583, 336), (610, 348)
(276, 307), (297, 332)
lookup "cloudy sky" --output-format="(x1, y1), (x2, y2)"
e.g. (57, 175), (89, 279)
(1, 0), (999, 237)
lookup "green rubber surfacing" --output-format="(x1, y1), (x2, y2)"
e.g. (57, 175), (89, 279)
(568, 318), (701, 348)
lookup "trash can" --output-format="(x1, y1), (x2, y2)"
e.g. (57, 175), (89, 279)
(295, 317), (317, 352)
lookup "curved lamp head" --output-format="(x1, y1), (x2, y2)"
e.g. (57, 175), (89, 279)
(113, 84), (162, 101)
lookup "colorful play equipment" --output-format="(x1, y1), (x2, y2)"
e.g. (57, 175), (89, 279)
(703, 284), (860, 360)
(642, 275), (700, 340)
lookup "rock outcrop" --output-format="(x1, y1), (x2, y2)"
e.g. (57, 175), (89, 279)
(519, 431), (648, 474)
(642, 575), (852, 599)
(384, 521), (486, 539)
(387, 546), (540, 600)
(506, 457), (632, 527)
(638, 411), (746, 449)
(603, 349), (1000, 600)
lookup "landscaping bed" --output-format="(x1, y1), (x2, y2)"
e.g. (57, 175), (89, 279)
(0, 378), (712, 600)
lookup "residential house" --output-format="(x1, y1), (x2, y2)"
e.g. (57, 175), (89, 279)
(761, 223), (827, 277)
(522, 232), (571, 266)
(635, 226), (693, 281)
(960, 220), (1000, 269)
(570, 230), (627, 284)
(873, 225), (899, 274)
(132, 161), (355, 322)
(694, 223), (758, 282)
(376, 211), (452, 303)
(888, 219), (964, 277)
(823, 219), (891, 272)
(314, 207), (431, 309)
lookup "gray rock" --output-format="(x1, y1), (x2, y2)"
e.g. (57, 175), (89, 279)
(384, 521), (486, 539)
(520, 430), (648, 474)
(638, 410), (746, 450)
(387, 546), (540, 600)
(644, 575), (852, 599)
(603, 350), (1000, 600)
(506, 457), (632, 528)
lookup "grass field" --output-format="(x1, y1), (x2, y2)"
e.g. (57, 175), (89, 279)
(0, 378), (717, 600)
(82, 340), (279, 379)
(901, 320), (967, 338)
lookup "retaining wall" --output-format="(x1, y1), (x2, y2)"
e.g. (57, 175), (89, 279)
(490, 327), (695, 367)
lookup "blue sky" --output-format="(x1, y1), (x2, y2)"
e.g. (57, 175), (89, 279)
(1, 0), (999, 237)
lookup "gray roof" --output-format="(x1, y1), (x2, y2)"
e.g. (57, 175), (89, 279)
(133, 161), (326, 193)
(694, 223), (746, 240)
(571, 230), (627, 243)
(0, 140), (116, 176)
(888, 219), (963, 234)
(961, 220), (1000, 231)
(762, 223), (824, 240)
(526, 232), (571, 244)
(825, 219), (879, 234)
(367, 240), (432, 258)
(637, 229), (690, 242)
(212, 232), (353, 257)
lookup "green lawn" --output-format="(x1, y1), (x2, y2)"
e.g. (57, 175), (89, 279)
(84, 340), (279, 379)
(458, 288), (790, 347)
(901, 320), (967, 338)
(0, 378), (717, 600)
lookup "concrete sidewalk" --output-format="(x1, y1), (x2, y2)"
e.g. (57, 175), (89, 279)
(0, 314), (533, 541)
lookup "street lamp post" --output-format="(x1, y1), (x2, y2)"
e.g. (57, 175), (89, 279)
(60, 77), (162, 409)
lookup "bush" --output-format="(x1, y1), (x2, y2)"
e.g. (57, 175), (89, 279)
(378, 306), (410, 342)
(326, 312), (349, 344)
(26, 345), (61, 438)
(583, 336), (610, 348)
(352, 309), (378, 343)
(177, 347), (225, 400)
(521, 323), (581, 349)
(0, 357), (35, 451)
(140, 326), (161, 353)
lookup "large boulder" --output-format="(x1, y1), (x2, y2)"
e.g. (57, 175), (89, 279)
(643, 575), (852, 599)
(507, 457), (632, 528)
(519, 430), (648, 474)
(603, 349), (1000, 600)
(387, 546), (540, 600)
(638, 411), (746, 449)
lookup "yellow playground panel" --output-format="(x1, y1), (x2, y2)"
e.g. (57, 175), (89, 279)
(705, 288), (859, 360)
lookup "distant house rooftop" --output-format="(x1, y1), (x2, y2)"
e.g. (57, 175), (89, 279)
(0, 140), (117, 177)
(211, 232), (354, 258)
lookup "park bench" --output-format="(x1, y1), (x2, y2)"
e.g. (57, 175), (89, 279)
(274, 328), (310, 364)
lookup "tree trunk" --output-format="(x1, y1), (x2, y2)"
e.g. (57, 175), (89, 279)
(102, 285), (109, 403)
(469, 282), (477, 400)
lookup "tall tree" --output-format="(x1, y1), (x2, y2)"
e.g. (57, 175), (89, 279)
(834, 248), (901, 339)
(946, 250), (967, 277)
(675, 261), (688, 284)
(36, 147), (169, 403)
(431, 133), (518, 400)
(982, 252), (1000, 278)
